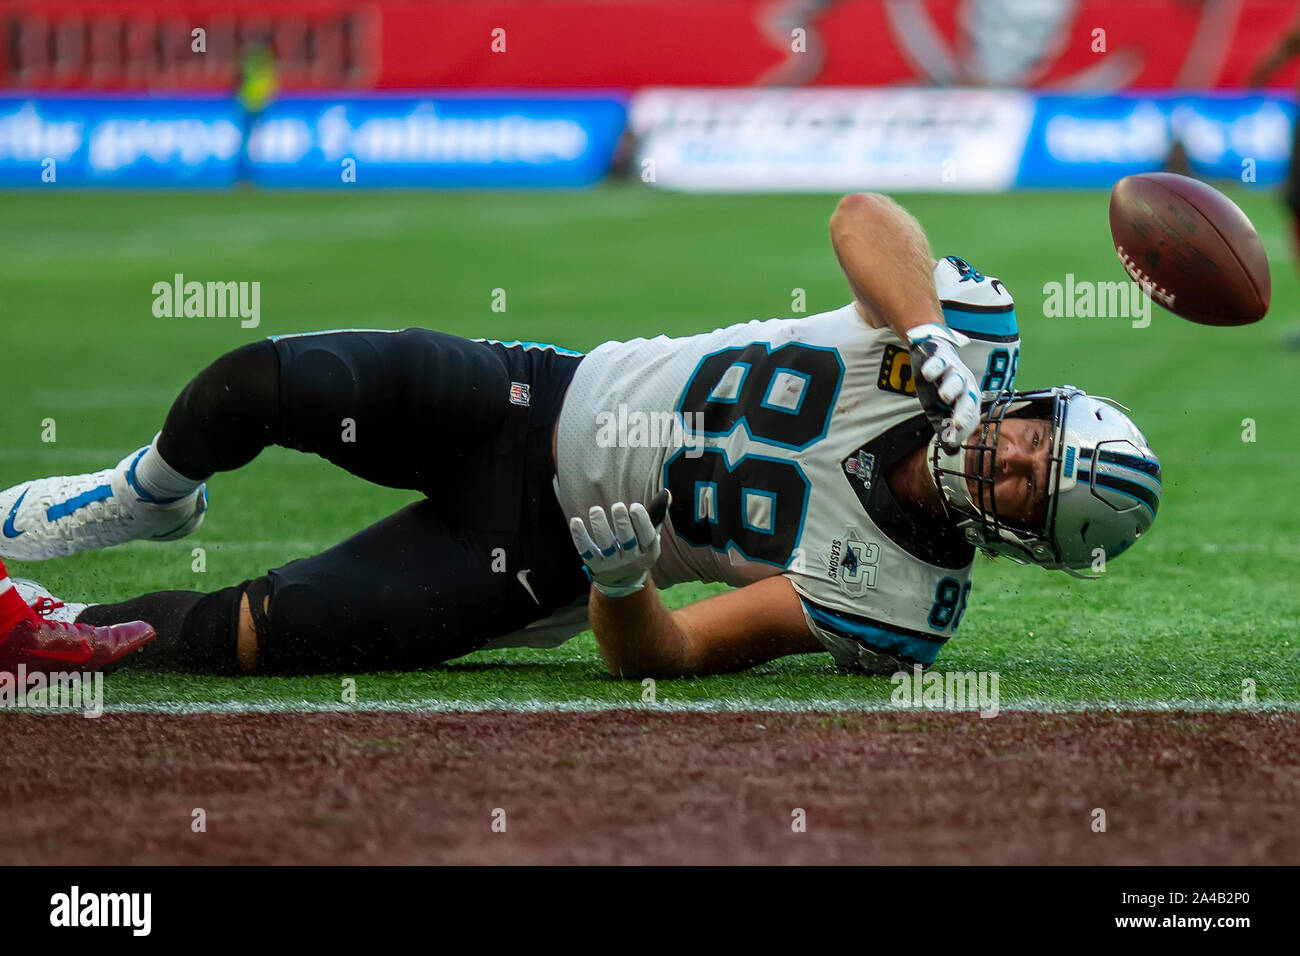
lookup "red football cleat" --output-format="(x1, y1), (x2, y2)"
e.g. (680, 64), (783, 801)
(0, 616), (155, 674)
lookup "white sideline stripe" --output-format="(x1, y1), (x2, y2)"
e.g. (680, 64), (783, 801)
(62, 696), (1300, 716)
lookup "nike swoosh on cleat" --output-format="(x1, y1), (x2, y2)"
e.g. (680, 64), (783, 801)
(516, 569), (541, 606)
(149, 514), (197, 541)
(24, 634), (94, 666)
(3, 488), (28, 538)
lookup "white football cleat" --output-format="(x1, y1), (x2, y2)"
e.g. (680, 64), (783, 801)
(10, 578), (90, 624)
(0, 447), (206, 561)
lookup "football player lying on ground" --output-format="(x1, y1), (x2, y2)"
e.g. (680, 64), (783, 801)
(0, 194), (1161, 679)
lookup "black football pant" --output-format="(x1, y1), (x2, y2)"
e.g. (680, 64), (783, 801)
(78, 329), (590, 674)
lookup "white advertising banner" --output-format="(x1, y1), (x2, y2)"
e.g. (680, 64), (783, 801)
(631, 87), (1035, 192)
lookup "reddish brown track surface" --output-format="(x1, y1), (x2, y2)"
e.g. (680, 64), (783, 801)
(2, 710), (1297, 864)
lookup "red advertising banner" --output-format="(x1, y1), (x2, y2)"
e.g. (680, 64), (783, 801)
(5, 0), (1300, 92)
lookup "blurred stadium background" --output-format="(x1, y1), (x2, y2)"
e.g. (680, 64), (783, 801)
(4, 0), (1300, 191)
(2, 1), (1299, 866)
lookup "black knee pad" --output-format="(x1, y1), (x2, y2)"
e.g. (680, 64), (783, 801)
(274, 343), (365, 455)
(159, 340), (282, 478)
(253, 574), (371, 675)
(184, 339), (281, 421)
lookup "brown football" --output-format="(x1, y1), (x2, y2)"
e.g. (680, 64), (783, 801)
(1108, 172), (1270, 326)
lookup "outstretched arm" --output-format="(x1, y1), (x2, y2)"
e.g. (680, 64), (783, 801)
(569, 497), (820, 678)
(829, 192), (981, 452)
(590, 574), (822, 679)
(829, 192), (943, 337)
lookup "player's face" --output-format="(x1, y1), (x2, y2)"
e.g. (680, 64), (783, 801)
(965, 416), (1051, 530)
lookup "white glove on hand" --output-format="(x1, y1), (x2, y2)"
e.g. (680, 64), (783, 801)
(570, 491), (670, 598)
(906, 322), (981, 454)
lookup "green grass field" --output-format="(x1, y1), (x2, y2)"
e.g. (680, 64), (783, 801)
(2, 186), (1297, 712)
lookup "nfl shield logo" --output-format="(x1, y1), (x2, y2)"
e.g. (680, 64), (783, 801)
(844, 451), (876, 492)
(844, 451), (875, 488)
(509, 382), (531, 407)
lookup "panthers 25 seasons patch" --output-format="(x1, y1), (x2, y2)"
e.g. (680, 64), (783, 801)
(878, 344), (915, 396)
(821, 525), (881, 596)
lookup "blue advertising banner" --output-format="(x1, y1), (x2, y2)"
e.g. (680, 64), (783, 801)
(0, 93), (627, 188)
(0, 96), (244, 187)
(1016, 93), (1297, 188)
(247, 95), (627, 188)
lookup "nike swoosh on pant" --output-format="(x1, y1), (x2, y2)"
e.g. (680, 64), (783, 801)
(516, 569), (541, 606)
(3, 488), (29, 538)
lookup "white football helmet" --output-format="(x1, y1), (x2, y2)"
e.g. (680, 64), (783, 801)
(929, 385), (1161, 576)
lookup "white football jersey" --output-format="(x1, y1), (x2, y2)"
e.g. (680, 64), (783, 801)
(540, 257), (1021, 671)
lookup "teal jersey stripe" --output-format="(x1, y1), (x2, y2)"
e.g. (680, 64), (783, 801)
(805, 604), (944, 666)
(940, 304), (1018, 338)
(474, 338), (584, 356)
